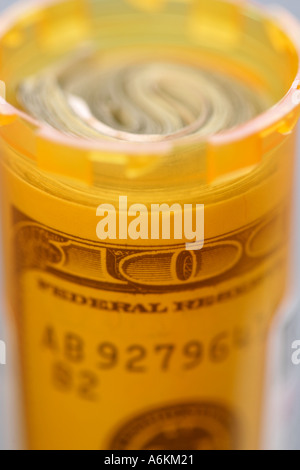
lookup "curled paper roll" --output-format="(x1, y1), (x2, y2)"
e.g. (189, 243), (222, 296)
(0, 0), (300, 450)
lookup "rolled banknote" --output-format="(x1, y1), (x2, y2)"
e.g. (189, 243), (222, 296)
(0, 0), (300, 450)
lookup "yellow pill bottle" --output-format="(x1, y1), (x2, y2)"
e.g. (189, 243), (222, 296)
(0, 0), (300, 450)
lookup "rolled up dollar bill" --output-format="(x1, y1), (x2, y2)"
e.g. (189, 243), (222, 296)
(0, 0), (300, 450)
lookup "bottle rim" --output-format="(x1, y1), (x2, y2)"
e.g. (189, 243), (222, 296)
(0, 0), (299, 157)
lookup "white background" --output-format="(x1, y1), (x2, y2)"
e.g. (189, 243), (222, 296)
(0, 0), (300, 450)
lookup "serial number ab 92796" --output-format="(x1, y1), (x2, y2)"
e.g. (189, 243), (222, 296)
(41, 320), (267, 403)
